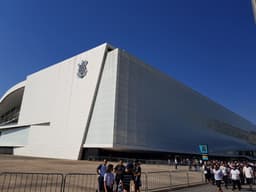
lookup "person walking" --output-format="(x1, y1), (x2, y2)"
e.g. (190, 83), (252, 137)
(243, 163), (253, 191)
(174, 157), (178, 169)
(213, 164), (224, 192)
(104, 164), (115, 192)
(203, 163), (211, 183)
(114, 159), (126, 192)
(230, 165), (241, 191)
(120, 162), (135, 192)
(220, 162), (229, 189)
(134, 160), (142, 192)
(96, 159), (108, 192)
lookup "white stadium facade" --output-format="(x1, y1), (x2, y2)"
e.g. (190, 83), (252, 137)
(0, 43), (256, 160)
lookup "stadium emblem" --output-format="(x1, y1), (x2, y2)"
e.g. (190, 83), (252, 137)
(77, 60), (88, 78)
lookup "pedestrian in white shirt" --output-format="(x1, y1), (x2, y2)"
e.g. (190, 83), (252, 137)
(104, 164), (115, 192)
(213, 164), (223, 192)
(230, 166), (241, 191)
(220, 163), (229, 189)
(243, 163), (253, 191)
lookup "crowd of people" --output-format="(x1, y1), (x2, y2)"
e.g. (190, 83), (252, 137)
(202, 160), (256, 191)
(95, 157), (256, 192)
(96, 159), (142, 192)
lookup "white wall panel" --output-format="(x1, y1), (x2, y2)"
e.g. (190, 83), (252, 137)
(15, 44), (109, 159)
(84, 49), (118, 148)
(18, 66), (58, 125)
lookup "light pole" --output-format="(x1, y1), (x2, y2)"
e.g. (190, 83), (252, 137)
(252, 0), (256, 23)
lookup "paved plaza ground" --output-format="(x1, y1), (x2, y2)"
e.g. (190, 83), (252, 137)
(0, 154), (187, 173)
(175, 183), (256, 192)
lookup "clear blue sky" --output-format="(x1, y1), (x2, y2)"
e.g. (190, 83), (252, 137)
(0, 0), (255, 124)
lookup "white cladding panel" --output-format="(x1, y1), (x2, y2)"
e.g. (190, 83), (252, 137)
(114, 50), (256, 154)
(84, 50), (118, 148)
(0, 128), (29, 147)
(15, 44), (108, 159)
(18, 66), (58, 125)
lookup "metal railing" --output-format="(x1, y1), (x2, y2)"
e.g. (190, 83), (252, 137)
(63, 173), (97, 192)
(142, 170), (204, 191)
(0, 172), (64, 192)
(0, 171), (204, 192)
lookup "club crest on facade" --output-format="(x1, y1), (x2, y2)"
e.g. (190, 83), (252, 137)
(77, 60), (88, 78)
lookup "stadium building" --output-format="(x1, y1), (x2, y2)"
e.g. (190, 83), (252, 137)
(0, 43), (256, 160)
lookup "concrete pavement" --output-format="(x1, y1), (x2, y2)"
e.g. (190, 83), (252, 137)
(173, 183), (256, 192)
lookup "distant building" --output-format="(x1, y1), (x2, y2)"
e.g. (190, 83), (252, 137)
(0, 43), (256, 160)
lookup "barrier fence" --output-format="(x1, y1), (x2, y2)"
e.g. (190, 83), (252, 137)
(0, 171), (204, 192)
(0, 172), (64, 192)
(64, 173), (97, 192)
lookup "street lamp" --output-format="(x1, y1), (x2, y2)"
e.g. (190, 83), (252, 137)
(252, 0), (256, 23)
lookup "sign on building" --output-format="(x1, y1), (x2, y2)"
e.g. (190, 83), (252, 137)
(199, 144), (208, 161)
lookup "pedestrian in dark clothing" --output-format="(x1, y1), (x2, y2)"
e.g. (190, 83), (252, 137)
(114, 159), (125, 192)
(120, 163), (135, 192)
(134, 160), (142, 192)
